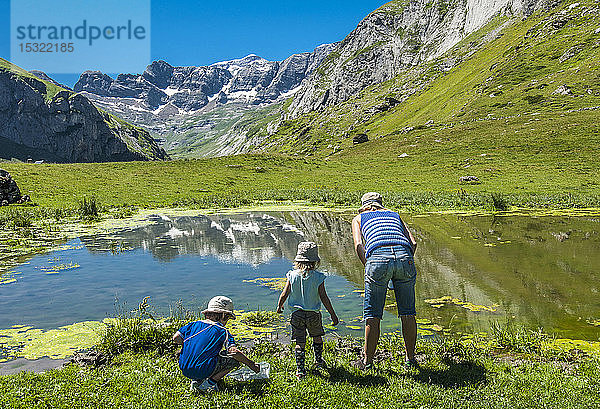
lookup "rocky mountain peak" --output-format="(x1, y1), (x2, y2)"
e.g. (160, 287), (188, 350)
(287, 0), (557, 117)
(0, 60), (168, 163)
(73, 44), (338, 140)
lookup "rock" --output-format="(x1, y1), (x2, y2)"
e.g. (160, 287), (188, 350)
(559, 46), (582, 62)
(288, 0), (552, 117)
(353, 133), (369, 144)
(0, 169), (23, 204)
(0, 67), (168, 163)
(75, 43), (337, 117)
(553, 84), (572, 95)
(69, 350), (108, 367)
(29, 70), (72, 90)
(459, 176), (481, 184)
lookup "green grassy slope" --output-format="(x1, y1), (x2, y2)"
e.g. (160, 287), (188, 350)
(165, 103), (283, 158)
(265, 0), (600, 157)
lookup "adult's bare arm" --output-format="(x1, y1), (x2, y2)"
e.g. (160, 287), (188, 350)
(352, 215), (367, 266)
(402, 220), (417, 254)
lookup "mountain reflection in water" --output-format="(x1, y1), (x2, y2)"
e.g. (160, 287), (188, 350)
(2, 211), (599, 340)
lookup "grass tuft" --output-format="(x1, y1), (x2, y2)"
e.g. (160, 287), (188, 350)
(78, 196), (100, 220)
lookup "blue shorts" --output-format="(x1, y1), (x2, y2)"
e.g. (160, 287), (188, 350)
(364, 245), (417, 319)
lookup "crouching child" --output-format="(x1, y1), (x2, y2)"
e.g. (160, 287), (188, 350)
(173, 296), (260, 393)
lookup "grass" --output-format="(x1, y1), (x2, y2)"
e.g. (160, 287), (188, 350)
(78, 196), (100, 220)
(1, 316), (598, 408)
(2, 149), (600, 213)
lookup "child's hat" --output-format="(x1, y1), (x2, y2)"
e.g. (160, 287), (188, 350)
(294, 241), (320, 263)
(202, 296), (236, 319)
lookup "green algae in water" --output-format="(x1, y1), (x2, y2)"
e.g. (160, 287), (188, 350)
(587, 319), (600, 327)
(40, 262), (80, 274)
(0, 271), (21, 286)
(424, 296), (499, 312)
(0, 311), (287, 363)
(0, 321), (105, 362)
(242, 277), (287, 291)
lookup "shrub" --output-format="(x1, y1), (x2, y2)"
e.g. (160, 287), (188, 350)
(490, 192), (509, 211)
(78, 196), (100, 219)
(98, 297), (193, 358)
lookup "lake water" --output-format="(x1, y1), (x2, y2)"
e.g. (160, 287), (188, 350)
(1, 210), (599, 341)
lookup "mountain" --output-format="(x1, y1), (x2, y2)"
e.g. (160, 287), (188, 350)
(73, 44), (337, 157)
(0, 59), (169, 163)
(63, 0), (598, 161)
(287, 0), (556, 117)
(248, 0), (599, 156)
(29, 70), (72, 91)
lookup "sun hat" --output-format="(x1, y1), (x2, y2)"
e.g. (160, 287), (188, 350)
(360, 192), (384, 211)
(294, 241), (320, 263)
(202, 296), (236, 319)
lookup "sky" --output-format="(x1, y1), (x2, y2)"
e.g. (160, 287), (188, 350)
(0, 0), (388, 87)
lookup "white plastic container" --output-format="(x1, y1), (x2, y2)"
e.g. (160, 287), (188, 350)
(227, 362), (270, 382)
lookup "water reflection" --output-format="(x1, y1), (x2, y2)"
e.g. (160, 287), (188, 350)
(3, 211), (600, 340)
(80, 213), (306, 265)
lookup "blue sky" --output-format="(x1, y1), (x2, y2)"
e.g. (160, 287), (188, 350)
(0, 0), (387, 86)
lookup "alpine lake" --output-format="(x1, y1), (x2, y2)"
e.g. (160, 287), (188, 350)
(1, 208), (599, 363)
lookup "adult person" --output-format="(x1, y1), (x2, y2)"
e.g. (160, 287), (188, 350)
(351, 192), (418, 369)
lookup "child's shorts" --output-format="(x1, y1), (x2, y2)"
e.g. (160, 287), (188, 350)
(210, 352), (240, 377)
(290, 310), (325, 343)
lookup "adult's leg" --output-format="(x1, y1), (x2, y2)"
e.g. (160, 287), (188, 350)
(364, 317), (381, 364)
(392, 251), (418, 363)
(400, 315), (417, 362)
(363, 254), (391, 366)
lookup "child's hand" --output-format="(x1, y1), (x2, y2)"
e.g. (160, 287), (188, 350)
(331, 314), (339, 326)
(250, 362), (260, 373)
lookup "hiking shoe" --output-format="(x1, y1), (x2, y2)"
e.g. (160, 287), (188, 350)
(404, 359), (419, 370)
(352, 358), (373, 371)
(295, 369), (307, 380)
(191, 378), (219, 393)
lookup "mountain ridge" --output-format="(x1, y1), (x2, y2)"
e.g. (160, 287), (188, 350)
(287, 0), (558, 118)
(0, 58), (169, 163)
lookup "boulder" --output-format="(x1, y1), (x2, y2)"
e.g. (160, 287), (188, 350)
(0, 169), (29, 205)
(459, 175), (481, 184)
(353, 133), (369, 144)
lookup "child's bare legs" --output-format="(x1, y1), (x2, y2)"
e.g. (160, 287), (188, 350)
(210, 348), (258, 381)
(210, 369), (231, 382)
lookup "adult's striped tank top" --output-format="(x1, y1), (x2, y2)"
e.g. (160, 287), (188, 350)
(360, 210), (412, 257)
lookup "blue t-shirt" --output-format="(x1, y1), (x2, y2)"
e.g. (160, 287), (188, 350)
(286, 269), (326, 312)
(177, 320), (236, 381)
